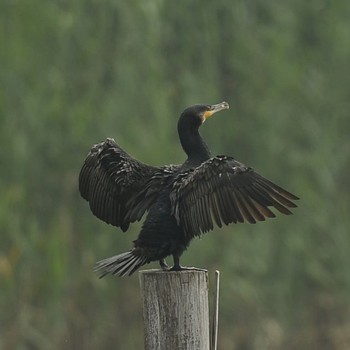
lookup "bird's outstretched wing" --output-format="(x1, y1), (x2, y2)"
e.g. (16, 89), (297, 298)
(170, 155), (299, 237)
(79, 138), (176, 231)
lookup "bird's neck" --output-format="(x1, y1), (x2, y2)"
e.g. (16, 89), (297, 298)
(178, 124), (211, 163)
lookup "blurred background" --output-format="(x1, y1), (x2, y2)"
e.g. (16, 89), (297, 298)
(1, 1), (350, 349)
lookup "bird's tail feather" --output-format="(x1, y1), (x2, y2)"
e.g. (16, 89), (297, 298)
(94, 251), (147, 277)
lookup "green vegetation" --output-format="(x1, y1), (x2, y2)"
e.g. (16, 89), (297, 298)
(1, 1), (350, 349)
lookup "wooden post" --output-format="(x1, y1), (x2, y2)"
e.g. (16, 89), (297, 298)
(139, 269), (210, 350)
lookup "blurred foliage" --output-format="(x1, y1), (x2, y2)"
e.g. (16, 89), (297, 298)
(1, 0), (350, 349)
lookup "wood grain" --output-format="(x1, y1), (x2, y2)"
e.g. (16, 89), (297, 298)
(140, 269), (210, 350)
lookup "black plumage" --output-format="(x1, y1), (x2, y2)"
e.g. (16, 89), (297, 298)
(79, 102), (299, 277)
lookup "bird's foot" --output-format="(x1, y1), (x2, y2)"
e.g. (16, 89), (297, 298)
(169, 265), (207, 272)
(159, 259), (169, 271)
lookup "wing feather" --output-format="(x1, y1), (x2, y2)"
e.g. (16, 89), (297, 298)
(234, 190), (256, 224)
(79, 138), (177, 231)
(255, 178), (298, 208)
(238, 190), (265, 222)
(210, 193), (222, 227)
(170, 155), (299, 237)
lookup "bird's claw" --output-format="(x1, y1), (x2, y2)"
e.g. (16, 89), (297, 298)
(159, 259), (169, 271)
(169, 266), (207, 272)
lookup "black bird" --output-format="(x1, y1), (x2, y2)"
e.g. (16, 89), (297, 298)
(79, 102), (299, 277)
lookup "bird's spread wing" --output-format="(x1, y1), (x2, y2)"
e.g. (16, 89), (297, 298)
(170, 155), (299, 237)
(79, 138), (176, 231)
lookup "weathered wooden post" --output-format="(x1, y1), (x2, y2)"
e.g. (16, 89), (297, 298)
(139, 269), (210, 350)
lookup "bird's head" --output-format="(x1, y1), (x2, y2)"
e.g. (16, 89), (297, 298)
(180, 101), (230, 128)
(178, 101), (230, 161)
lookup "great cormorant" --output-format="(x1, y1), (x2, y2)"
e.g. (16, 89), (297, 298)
(79, 102), (299, 277)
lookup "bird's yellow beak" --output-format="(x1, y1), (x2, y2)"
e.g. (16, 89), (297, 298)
(203, 101), (230, 121)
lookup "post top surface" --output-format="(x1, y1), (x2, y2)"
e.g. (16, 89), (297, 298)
(139, 268), (208, 276)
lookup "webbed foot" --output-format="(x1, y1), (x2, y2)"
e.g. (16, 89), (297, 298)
(169, 254), (207, 272)
(159, 259), (169, 271)
(169, 265), (207, 272)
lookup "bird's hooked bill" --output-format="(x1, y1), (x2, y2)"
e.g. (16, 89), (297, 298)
(204, 101), (229, 121)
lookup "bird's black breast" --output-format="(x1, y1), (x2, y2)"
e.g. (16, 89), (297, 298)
(133, 189), (190, 260)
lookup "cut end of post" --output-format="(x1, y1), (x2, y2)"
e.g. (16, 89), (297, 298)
(139, 267), (208, 275)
